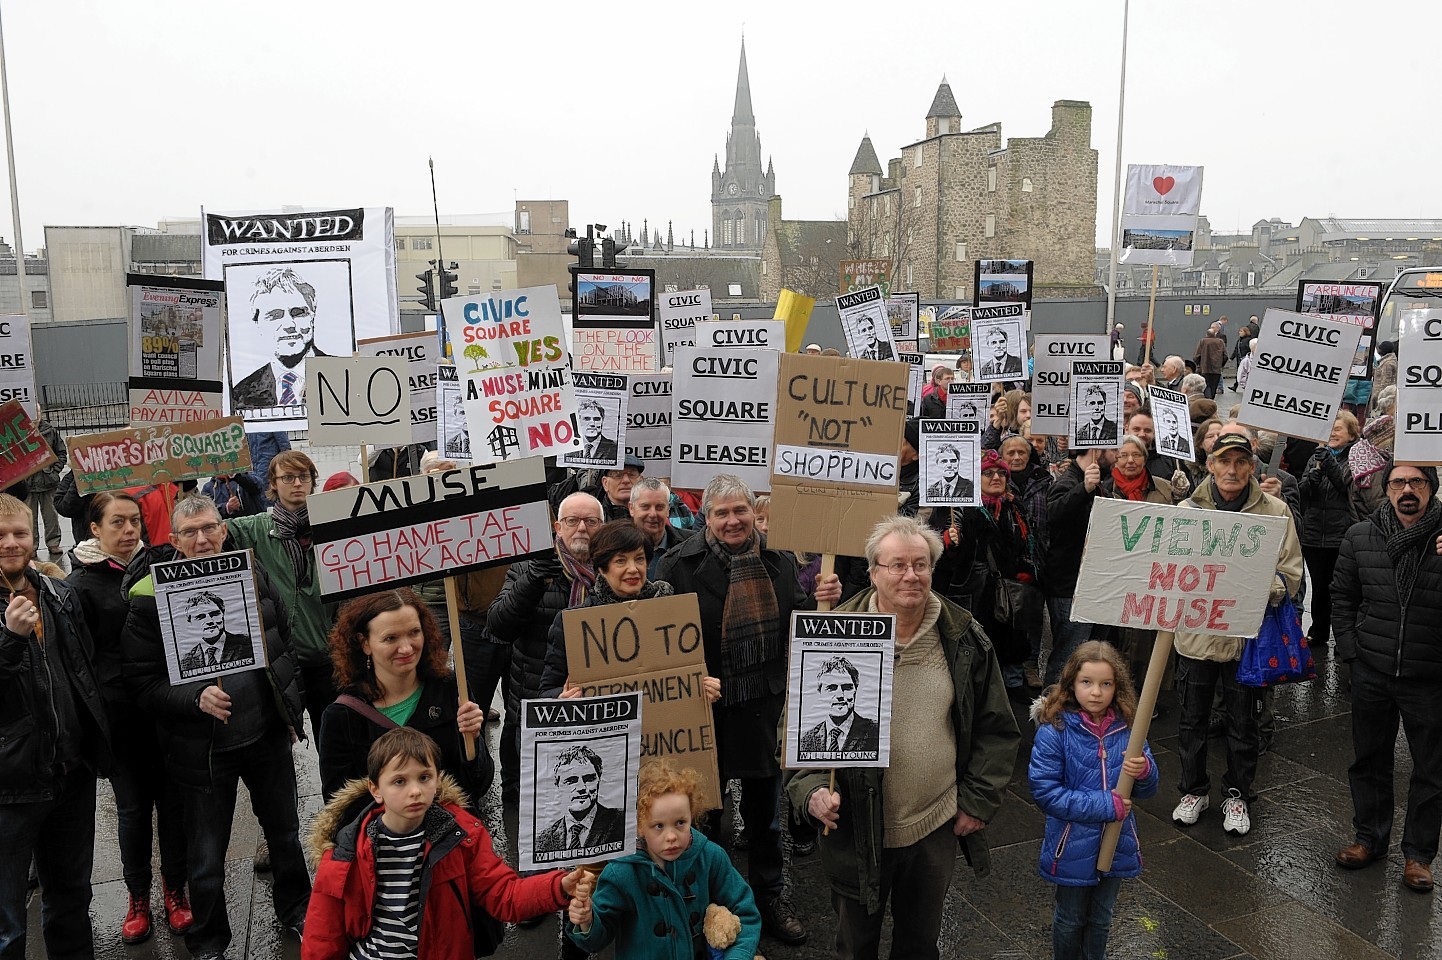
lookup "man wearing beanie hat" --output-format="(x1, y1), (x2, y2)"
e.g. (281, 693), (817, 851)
(1332, 462), (1442, 892)
(1167, 431), (1303, 838)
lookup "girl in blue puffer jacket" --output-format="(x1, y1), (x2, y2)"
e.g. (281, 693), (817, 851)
(1030, 641), (1160, 960)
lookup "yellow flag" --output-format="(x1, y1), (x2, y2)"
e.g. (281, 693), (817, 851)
(774, 289), (816, 353)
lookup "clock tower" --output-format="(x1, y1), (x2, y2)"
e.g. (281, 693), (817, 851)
(711, 39), (774, 253)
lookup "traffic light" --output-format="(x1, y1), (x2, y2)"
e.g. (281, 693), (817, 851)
(439, 261), (459, 300)
(566, 235), (595, 268)
(415, 268), (436, 313)
(601, 237), (620, 268)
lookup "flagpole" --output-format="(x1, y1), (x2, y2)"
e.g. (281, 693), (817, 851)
(1104, 0), (1130, 334)
(0, 1), (29, 322)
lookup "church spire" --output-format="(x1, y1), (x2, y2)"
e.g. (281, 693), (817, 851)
(732, 39), (754, 126)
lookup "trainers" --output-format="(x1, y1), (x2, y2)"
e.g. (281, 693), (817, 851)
(121, 893), (152, 944)
(760, 894), (807, 945)
(1221, 789), (1251, 836)
(1172, 793), (1209, 826)
(164, 883), (194, 934)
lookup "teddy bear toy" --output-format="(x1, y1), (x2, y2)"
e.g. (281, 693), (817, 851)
(703, 903), (764, 960)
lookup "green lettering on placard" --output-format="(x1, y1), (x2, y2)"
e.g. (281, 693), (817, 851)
(1119, 514), (1151, 552)
(1166, 518), (1196, 556)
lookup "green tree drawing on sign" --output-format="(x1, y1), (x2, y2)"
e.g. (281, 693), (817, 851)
(464, 343), (489, 372)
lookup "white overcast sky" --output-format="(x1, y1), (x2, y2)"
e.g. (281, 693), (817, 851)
(3, 0), (1438, 252)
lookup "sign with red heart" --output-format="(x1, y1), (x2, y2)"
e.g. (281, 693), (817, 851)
(1153, 176), (1175, 196)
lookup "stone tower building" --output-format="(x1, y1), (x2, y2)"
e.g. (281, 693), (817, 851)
(711, 40), (775, 253)
(846, 78), (1098, 299)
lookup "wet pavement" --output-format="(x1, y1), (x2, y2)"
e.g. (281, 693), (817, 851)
(22, 628), (1442, 959)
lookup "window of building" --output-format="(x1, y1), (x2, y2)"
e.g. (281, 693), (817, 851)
(1021, 177), (1034, 193)
(394, 237), (405, 251)
(737, 219), (746, 245)
(870, 174), (881, 192)
(723, 220), (733, 245)
(31, 290), (47, 310)
(914, 145), (924, 168)
(728, 283), (743, 296)
(906, 263), (914, 286)
(468, 283), (481, 295)
(914, 187), (922, 208)
(761, 260), (768, 276)
(412, 237), (433, 250)
(849, 196), (855, 210)
(988, 167), (997, 192)
(884, 194), (891, 216)
(955, 241), (967, 262)
(518, 211), (531, 234)
(937, 117), (950, 135)
(985, 215), (995, 238)
(955, 285), (967, 299)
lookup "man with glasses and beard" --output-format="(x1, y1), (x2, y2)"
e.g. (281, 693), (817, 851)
(1332, 465), (1442, 893)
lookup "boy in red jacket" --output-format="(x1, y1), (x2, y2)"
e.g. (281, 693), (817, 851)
(304, 727), (583, 960)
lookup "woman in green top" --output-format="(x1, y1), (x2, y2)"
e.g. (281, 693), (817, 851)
(317, 588), (492, 803)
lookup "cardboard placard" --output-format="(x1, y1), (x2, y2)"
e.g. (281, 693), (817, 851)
(307, 356), (412, 447)
(560, 373), (629, 471)
(153, 549), (267, 686)
(1031, 334), (1111, 435)
(126, 276), (226, 423)
(658, 288), (711, 368)
(519, 693), (642, 871)
(1238, 308), (1362, 444)
(626, 373), (672, 475)
(1072, 498), (1290, 638)
(1394, 306), (1442, 464)
(68, 417), (251, 495)
(670, 346), (778, 492)
(0, 400), (57, 490)
(783, 612), (895, 769)
(562, 593), (721, 809)
(308, 459), (553, 601)
(839, 259), (891, 296)
(358, 331), (439, 446)
(767, 353), (909, 557)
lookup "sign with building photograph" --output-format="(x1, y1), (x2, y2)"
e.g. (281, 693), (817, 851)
(126, 275), (226, 424)
(1295, 280), (1384, 380)
(1119, 165), (1203, 267)
(974, 260), (1034, 311)
(886, 293), (919, 340)
(1238, 308), (1361, 444)
(670, 345), (778, 492)
(570, 268), (658, 373)
(358, 331), (439, 447)
(202, 206), (398, 429)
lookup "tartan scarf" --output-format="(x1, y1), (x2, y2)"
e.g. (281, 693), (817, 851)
(705, 530), (780, 703)
(270, 504), (313, 587)
(1374, 497), (1442, 608)
(556, 538), (597, 608)
(586, 576), (674, 606)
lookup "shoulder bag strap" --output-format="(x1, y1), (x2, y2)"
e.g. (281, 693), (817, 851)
(335, 693), (399, 730)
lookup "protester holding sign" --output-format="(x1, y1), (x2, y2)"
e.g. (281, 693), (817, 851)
(1297, 413), (1360, 647)
(121, 495), (309, 958)
(225, 450), (335, 737)
(1167, 433), (1302, 837)
(67, 492), (191, 943)
(1042, 449), (1113, 684)
(317, 588), (491, 804)
(654, 474), (841, 945)
(787, 516), (1019, 960)
(0, 494), (111, 960)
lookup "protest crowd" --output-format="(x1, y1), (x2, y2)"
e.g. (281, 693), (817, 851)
(5, 238), (1442, 960)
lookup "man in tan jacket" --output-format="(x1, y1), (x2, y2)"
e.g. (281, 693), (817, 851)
(1193, 323), (1228, 400)
(1166, 433), (1303, 837)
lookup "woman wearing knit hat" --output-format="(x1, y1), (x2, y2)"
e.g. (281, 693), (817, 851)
(321, 471), (359, 492)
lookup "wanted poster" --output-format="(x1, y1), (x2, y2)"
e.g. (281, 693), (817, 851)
(0, 314), (36, 417)
(561, 373), (629, 470)
(946, 381), (992, 429)
(153, 549), (266, 686)
(519, 692), (641, 871)
(204, 207), (398, 428)
(307, 356), (412, 447)
(970, 303), (1028, 383)
(975, 260), (1034, 311)
(127, 275), (226, 424)
(900, 352), (926, 417)
(918, 419), (981, 507)
(1119, 164), (1204, 267)
(887, 293), (919, 341)
(1070, 361), (1124, 449)
(837, 285), (897, 361)
(783, 612), (895, 769)
(358, 332), (439, 447)
(1394, 307), (1442, 464)
(626, 373), (672, 474)
(1149, 386), (1195, 462)
(1296, 280), (1384, 380)
(435, 364), (470, 462)
(1238, 308), (1361, 444)
(442, 285), (580, 462)
(1031, 334), (1110, 435)
(671, 345), (778, 492)
(658, 288), (711, 368)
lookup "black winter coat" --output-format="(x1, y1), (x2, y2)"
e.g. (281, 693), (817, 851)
(485, 555), (575, 711)
(66, 550), (139, 707)
(653, 534), (815, 780)
(919, 392), (946, 420)
(1332, 508), (1442, 681)
(1044, 461), (1102, 597)
(121, 558), (306, 790)
(0, 570), (111, 802)
(317, 675), (494, 802)
(1297, 445), (1356, 549)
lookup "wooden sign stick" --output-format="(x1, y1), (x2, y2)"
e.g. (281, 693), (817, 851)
(816, 554), (836, 612)
(444, 577), (477, 762)
(1096, 630), (1173, 870)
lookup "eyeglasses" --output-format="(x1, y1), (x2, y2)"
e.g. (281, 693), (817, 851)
(558, 517), (601, 529)
(876, 559), (932, 577)
(981, 468), (1009, 479)
(175, 522), (223, 541)
(1115, 452), (1146, 462)
(1387, 477), (1430, 491)
(276, 474), (311, 485)
(605, 468), (641, 480)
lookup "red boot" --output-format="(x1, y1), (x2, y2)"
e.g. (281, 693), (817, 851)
(164, 883), (194, 934)
(121, 893), (152, 944)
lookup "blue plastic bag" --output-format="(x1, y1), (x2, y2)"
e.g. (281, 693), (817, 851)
(1236, 578), (1314, 687)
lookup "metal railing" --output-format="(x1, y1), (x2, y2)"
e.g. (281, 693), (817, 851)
(39, 382), (129, 432)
